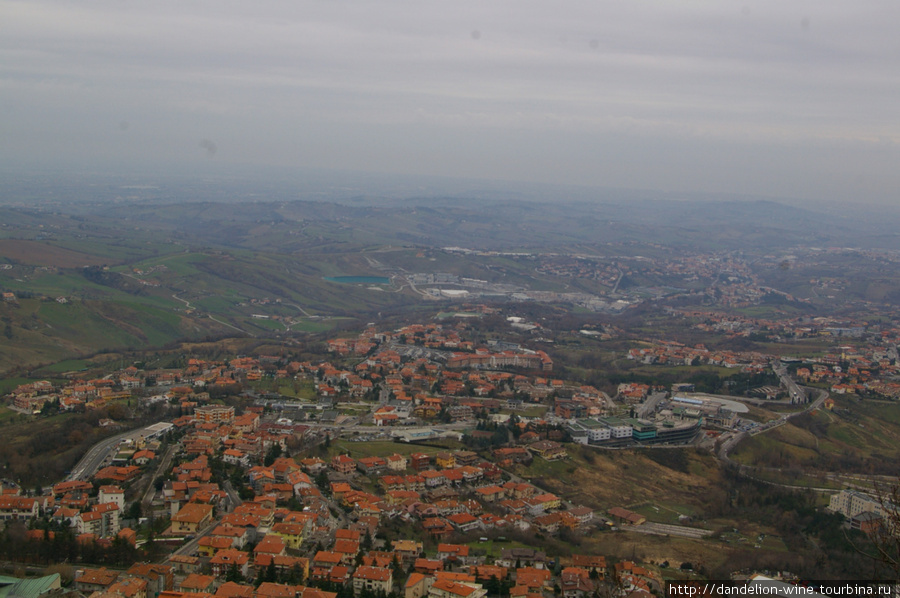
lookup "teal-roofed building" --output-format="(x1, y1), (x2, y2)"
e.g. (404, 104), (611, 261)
(624, 418), (657, 441)
(0, 574), (61, 598)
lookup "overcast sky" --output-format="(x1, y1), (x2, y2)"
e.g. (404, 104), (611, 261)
(2, 0), (899, 203)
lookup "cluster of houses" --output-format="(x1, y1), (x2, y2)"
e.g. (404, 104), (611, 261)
(314, 446), (591, 538)
(11, 402), (657, 598)
(170, 404), (305, 464)
(676, 310), (900, 399)
(66, 548), (662, 598)
(0, 480), (134, 547)
(626, 342), (769, 372)
(7, 377), (131, 413)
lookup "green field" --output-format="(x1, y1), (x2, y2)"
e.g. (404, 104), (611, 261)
(312, 439), (465, 461)
(0, 405), (24, 423)
(466, 538), (532, 558)
(290, 319), (346, 333)
(245, 317), (288, 332)
(33, 359), (94, 374)
(0, 377), (35, 395)
(632, 502), (702, 525)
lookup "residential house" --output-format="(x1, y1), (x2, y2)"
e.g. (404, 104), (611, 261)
(447, 513), (480, 533)
(357, 456), (387, 475)
(331, 455), (356, 474)
(393, 539), (423, 562)
(172, 503), (214, 534)
(107, 577), (148, 598)
(515, 568), (552, 592)
(435, 453), (456, 470)
(571, 555), (605, 579)
(475, 486), (505, 503)
(414, 559), (444, 575)
(560, 568), (594, 598)
(210, 549), (250, 578)
(409, 453), (432, 471)
(436, 544), (470, 565)
(405, 573), (433, 598)
(386, 454), (408, 471)
(99, 486), (126, 509)
(352, 567), (393, 597)
(179, 574), (217, 594)
(527, 441), (567, 461)
(271, 522), (305, 550)
(496, 549), (548, 570)
(428, 580), (487, 598)
(75, 568), (119, 594)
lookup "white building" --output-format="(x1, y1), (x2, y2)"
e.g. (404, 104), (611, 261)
(828, 490), (888, 519)
(98, 486), (125, 510)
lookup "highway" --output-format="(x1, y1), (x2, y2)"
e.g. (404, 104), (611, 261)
(716, 385), (838, 494)
(719, 386), (827, 458)
(773, 360), (807, 404)
(67, 422), (174, 482)
(67, 430), (139, 481)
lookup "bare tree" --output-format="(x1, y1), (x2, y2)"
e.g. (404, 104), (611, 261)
(846, 481), (900, 579)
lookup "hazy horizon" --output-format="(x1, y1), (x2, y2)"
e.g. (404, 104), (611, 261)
(2, 1), (899, 204)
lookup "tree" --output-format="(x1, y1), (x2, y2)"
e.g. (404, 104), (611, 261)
(226, 563), (245, 583)
(238, 485), (256, 500)
(126, 501), (142, 520)
(485, 576), (501, 596)
(391, 553), (403, 580)
(264, 443), (283, 466)
(286, 563), (305, 585)
(851, 482), (900, 579)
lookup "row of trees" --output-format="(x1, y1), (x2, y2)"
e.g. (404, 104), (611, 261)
(0, 522), (145, 566)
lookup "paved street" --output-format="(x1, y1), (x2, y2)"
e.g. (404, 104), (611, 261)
(67, 422), (174, 481)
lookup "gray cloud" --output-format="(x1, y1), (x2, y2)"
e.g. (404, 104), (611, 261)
(200, 139), (217, 158)
(1, 0), (899, 203)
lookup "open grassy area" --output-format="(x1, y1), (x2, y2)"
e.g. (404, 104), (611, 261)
(0, 406), (25, 424)
(113, 252), (209, 278)
(32, 358), (94, 374)
(740, 468), (843, 490)
(300, 436), (469, 464)
(244, 317), (288, 332)
(465, 538), (532, 558)
(290, 318), (347, 333)
(581, 531), (730, 575)
(741, 404), (780, 423)
(0, 295), (228, 374)
(731, 427), (819, 467)
(327, 439), (462, 459)
(632, 502), (702, 525)
(194, 295), (239, 313)
(0, 377), (35, 394)
(47, 238), (174, 262)
(0, 239), (114, 267)
(512, 445), (725, 516)
(728, 395), (900, 484)
(627, 364), (736, 378)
